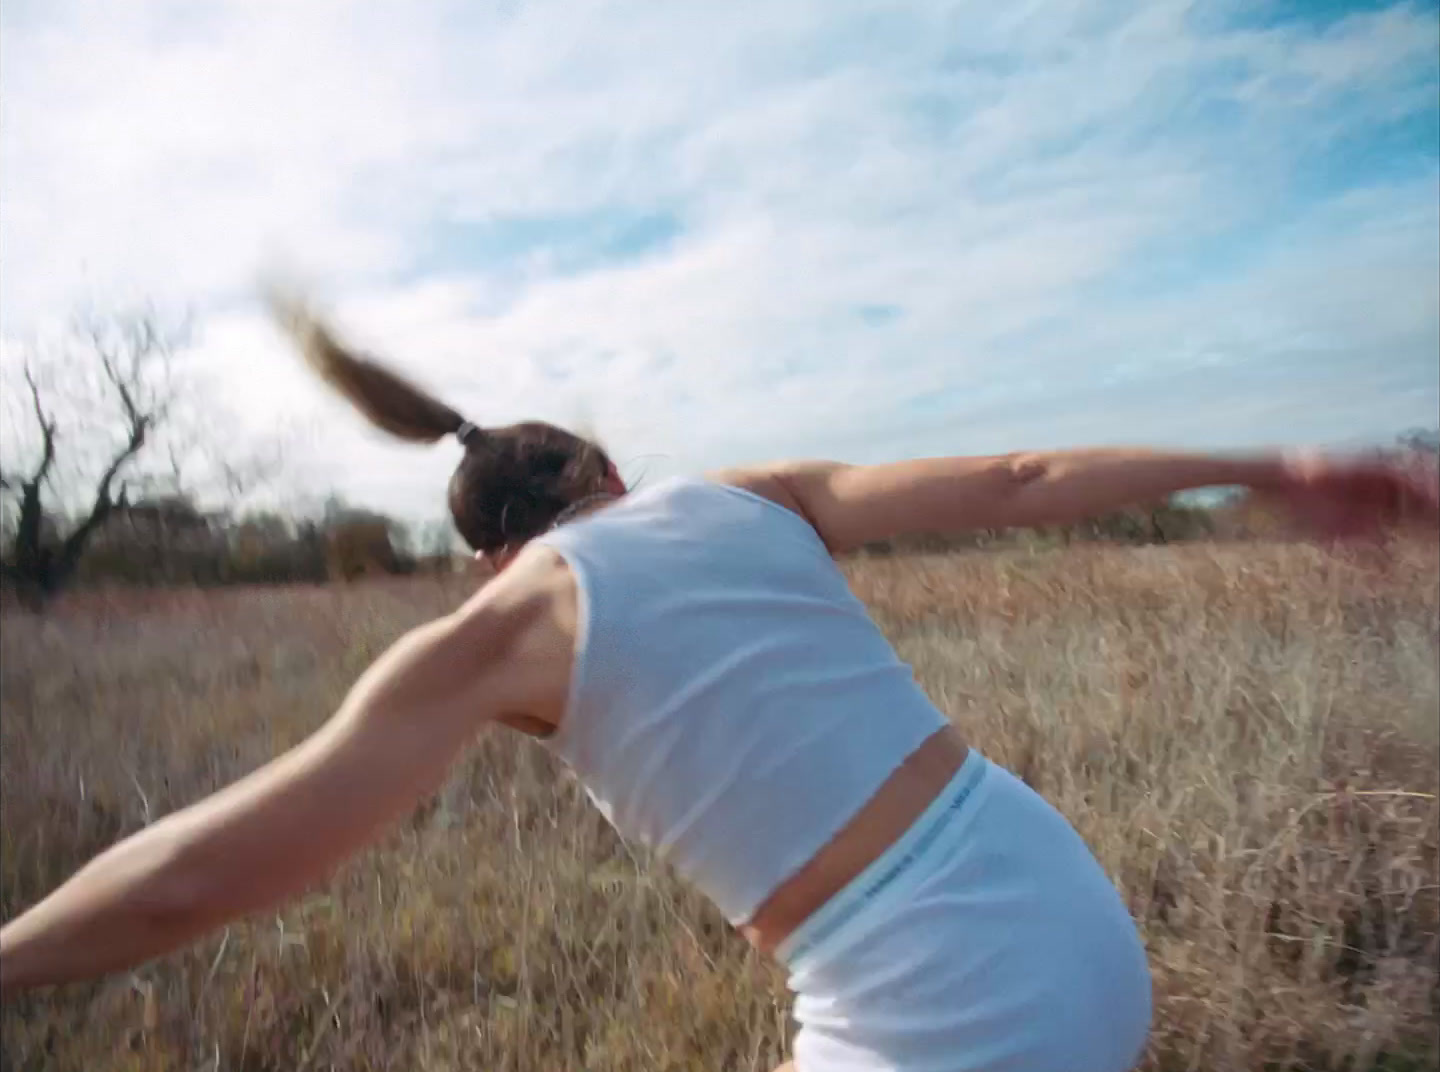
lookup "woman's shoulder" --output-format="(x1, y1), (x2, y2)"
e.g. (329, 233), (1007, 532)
(698, 464), (827, 538)
(699, 464), (810, 518)
(460, 544), (586, 733)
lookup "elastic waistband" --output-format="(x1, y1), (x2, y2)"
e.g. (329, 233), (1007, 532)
(775, 748), (990, 968)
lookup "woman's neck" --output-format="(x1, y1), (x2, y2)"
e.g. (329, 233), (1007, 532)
(552, 491), (622, 529)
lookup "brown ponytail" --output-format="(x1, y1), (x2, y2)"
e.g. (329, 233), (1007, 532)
(267, 291), (474, 444)
(266, 288), (617, 554)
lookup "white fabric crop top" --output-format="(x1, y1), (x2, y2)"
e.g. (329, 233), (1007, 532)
(528, 476), (947, 924)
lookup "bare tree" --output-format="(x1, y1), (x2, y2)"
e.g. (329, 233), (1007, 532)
(0, 307), (281, 606)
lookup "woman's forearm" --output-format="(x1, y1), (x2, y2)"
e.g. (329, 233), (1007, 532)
(993, 447), (1287, 529)
(775, 446), (1292, 553)
(0, 819), (203, 995)
(1, 611), (509, 999)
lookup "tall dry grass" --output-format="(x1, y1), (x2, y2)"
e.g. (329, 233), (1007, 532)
(1, 540), (1437, 1071)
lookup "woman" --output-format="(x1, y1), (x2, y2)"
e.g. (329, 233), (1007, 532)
(2, 300), (1434, 1071)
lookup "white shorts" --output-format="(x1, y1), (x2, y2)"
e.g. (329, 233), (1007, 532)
(777, 751), (1152, 1072)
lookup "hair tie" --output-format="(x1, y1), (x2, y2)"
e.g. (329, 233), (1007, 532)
(456, 421), (482, 446)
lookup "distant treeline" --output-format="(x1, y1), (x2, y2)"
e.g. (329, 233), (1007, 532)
(855, 498), (1226, 556)
(0, 492), (1262, 591)
(6, 430), (1436, 592)
(3, 495), (463, 594)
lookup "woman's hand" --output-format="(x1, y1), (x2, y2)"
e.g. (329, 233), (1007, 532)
(1256, 450), (1440, 542)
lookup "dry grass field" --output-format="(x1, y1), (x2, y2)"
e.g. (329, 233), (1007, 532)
(1, 540), (1437, 1072)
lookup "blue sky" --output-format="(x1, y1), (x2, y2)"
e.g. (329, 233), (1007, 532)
(1, 0), (1436, 521)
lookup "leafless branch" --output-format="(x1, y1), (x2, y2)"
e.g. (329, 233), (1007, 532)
(23, 364), (58, 488)
(53, 368), (155, 581)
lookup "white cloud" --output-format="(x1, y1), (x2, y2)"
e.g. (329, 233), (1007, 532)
(1, 0), (1436, 521)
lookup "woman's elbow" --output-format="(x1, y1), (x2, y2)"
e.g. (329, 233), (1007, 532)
(1003, 452), (1051, 486)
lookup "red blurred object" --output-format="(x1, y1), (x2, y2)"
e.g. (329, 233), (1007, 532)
(1256, 450), (1440, 543)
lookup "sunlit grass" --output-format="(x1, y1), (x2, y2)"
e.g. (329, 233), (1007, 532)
(2, 540), (1436, 1071)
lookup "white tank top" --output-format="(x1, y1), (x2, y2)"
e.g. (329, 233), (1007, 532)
(529, 476), (947, 924)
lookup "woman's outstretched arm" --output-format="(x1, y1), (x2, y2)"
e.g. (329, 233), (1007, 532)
(0, 595), (518, 996)
(740, 447), (1436, 554)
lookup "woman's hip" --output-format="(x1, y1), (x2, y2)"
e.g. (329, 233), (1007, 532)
(780, 755), (1152, 1072)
